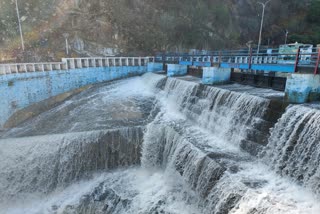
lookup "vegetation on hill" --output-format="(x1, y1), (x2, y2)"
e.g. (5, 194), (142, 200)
(0, 0), (319, 61)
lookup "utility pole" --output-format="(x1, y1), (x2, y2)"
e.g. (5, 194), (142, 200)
(15, 0), (25, 51)
(285, 30), (289, 44)
(257, 0), (271, 54)
(63, 33), (69, 56)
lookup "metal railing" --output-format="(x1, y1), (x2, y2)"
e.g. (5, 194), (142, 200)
(156, 47), (320, 74)
(0, 56), (155, 75)
(0, 62), (67, 75)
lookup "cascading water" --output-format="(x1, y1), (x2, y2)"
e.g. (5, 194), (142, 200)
(261, 105), (320, 195)
(162, 78), (273, 154)
(0, 73), (319, 214)
(0, 128), (143, 201)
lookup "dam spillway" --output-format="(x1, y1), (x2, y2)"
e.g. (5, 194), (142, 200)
(0, 73), (319, 214)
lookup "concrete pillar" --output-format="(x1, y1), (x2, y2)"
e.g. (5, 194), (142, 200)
(13, 65), (18, 73)
(147, 62), (164, 72)
(91, 59), (96, 67)
(27, 64), (31, 72)
(72, 59), (76, 69)
(138, 57), (142, 66)
(76, 59), (82, 68)
(61, 63), (67, 70)
(285, 74), (320, 103)
(167, 64), (188, 77)
(85, 59), (89, 67)
(54, 64), (61, 70)
(98, 59), (103, 67)
(202, 67), (231, 85)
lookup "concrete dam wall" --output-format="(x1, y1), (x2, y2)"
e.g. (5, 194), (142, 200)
(0, 73), (319, 213)
(0, 65), (148, 128)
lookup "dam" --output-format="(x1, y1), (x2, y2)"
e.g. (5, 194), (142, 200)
(0, 70), (320, 213)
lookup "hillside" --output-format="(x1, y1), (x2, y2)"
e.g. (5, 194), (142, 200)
(0, 0), (319, 61)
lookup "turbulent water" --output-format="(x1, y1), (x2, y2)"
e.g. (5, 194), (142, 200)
(0, 73), (319, 214)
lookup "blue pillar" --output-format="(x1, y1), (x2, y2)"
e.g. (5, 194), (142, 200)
(202, 67), (231, 85)
(285, 74), (320, 103)
(147, 62), (164, 72)
(167, 64), (188, 77)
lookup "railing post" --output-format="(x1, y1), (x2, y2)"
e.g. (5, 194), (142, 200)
(61, 62), (67, 70)
(0, 65), (4, 75)
(119, 57), (122, 66)
(218, 51), (222, 68)
(77, 59), (82, 68)
(314, 50), (320, 75)
(294, 48), (301, 73)
(248, 47), (253, 70)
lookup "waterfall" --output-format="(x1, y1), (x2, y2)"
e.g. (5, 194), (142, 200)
(261, 105), (320, 195)
(141, 74), (320, 213)
(142, 119), (320, 213)
(195, 86), (270, 148)
(0, 127), (144, 202)
(1, 73), (320, 214)
(159, 77), (273, 155)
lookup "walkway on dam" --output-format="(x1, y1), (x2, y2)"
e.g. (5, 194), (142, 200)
(156, 47), (320, 74)
(0, 46), (319, 75)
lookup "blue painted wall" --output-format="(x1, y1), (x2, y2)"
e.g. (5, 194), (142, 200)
(251, 64), (294, 73)
(202, 67), (231, 85)
(193, 61), (212, 67)
(285, 74), (320, 103)
(179, 61), (211, 67)
(147, 62), (164, 72)
(0, 66), (147, 127)
(220, 62), (294, 73)
(179, 61), (192, 66)
(221, 63), (249, 70)
(167, 64), (188, 77)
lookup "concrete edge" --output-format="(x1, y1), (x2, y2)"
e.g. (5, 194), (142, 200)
(3, 85), (92, 129)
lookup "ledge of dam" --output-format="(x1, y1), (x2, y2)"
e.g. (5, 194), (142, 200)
(0, 73), (320, 213)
